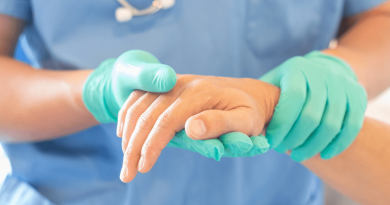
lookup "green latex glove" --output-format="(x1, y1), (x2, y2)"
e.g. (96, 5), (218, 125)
(168, 131), (269, 161)
(83, 50), (269, 161)
(260, 51), (367, 161)
(83, 50), (177, 123)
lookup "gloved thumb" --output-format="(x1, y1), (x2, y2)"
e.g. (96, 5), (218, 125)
(111, 50), (177, 107)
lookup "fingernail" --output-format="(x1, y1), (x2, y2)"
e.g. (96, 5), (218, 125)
(120, 165), (128, 181)
(188, 119), (206, 139)
(138, 156), (145, 171)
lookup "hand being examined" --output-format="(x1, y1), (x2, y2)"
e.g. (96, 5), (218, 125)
(116, 74), (280, 183)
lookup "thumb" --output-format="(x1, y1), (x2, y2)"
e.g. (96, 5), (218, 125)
(112, 50), (177, 106)
(185, 108), (264, 142)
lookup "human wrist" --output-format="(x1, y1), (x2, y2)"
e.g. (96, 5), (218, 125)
(235, 78), (281, 128)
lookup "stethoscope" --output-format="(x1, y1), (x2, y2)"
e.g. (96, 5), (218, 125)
(116, 0), (175, 22)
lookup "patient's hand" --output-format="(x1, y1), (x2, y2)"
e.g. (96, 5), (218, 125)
(117, 74), (280, 183)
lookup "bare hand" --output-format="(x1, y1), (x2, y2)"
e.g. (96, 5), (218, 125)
(116, 75), (280, 182)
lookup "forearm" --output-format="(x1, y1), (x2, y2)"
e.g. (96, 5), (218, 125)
(303, 118), (390, 205)
(323, 1), (390, 99)
(0, 56), (97, 142)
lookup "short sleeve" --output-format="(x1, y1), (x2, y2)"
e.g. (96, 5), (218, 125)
(344, 0), (387, 17)
(0, 0), (31, 21)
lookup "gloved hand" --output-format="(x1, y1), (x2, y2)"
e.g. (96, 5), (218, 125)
(260, 51), (367, 161)
(168, 131), (269, 160)
(83, 50), (269, 161)
(83, 50), (177, 123)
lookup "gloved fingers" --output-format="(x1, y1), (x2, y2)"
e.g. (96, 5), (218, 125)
(274, 70), (327, 153)
(264, 68), (307, 149)
(121, 92), (159, 153)
(321, 84), (367, 159)
(222, 135), (270, 158)
(169, 130), (225, 160)
(117, 90), (146, 138)
(238, 135), (270, 157)
(185, 107), (264, 141)
(219, 132), (253, 156)
(290, 80), (346, 162)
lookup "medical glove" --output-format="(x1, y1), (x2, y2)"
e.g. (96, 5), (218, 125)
(260, 51), (367, 161)
(168, 131), (270, 160)
(83, 50), (177, 123)
(83, 50), (268, 161)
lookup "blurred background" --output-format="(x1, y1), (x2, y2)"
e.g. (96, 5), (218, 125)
(1, 43), (389, 205)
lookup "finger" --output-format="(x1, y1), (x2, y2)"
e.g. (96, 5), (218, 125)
(121, 92), (179, 182)
(117, 90), (146, 138)
(264, 66), (307, 149)
(185, 108), (262, 140)
(222, 134), (270, 158)
(112, 50), (177, 106)
(321, 83), (367, 159)
(121, 92), (158, 153)
(168, 130), (225, 161)
(246, 135), (270, 156)
(274, 68), (327, 153)
(137, 93), (218, 173)
(219, 132), (253, 156)
(290, 79), (346, 162)
(140, 105), (260, 172)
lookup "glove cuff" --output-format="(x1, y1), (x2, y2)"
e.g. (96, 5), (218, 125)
(304, 50), (358, 81)
(83, 59), (118, 123)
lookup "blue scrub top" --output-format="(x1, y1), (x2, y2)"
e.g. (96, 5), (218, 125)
(0, 0), (385, 204)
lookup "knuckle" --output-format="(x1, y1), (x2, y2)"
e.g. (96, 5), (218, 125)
(188, 79), (213, 91)
(155, 113), (173, 130)
(125, 106), (138, 121)
(124, 147), (133, 159)
(127, 102), (142, 116)
(143, 141), (163, 155)
(175, 75), (193, 87)
(137, 112), (156, 129)
(130, 90), (144, 98)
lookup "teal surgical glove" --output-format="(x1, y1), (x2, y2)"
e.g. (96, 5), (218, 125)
(83, 50), (269, 161)
(168, 131), (269, 161)
(260, 51), (367, 161)
(83, 50), (177, 123)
